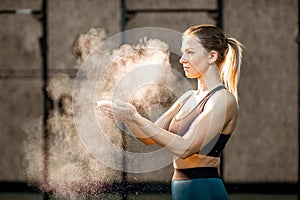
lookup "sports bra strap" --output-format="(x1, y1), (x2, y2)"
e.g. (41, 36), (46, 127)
(199, 85), (226, 112)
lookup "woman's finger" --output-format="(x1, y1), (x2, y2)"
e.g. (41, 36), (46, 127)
(99, 107), (108, 113)
(96, 99), (135, 121)
(96, 100), (113, 109)
(98, 106), (115, 118)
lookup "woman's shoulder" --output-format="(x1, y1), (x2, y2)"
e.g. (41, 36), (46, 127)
(205, 89), (238, 112)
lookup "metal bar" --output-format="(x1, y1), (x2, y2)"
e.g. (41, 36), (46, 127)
(0, 9), (41, 15)
(121, 131), (127, 200)
(121, 0), (126, 44)
(284, 1), (300, 200)
(0, 71), (77, 79)
(0, 75), (42, 79)
(40, 0), (50, 199)
(0, 69), (76, 72)
(121, 0), (126, 32)
(120, 2), (128, 200)
(126, 8), (218, 14)
(217, 0), (225, 179)
(217, 0), (223, 29)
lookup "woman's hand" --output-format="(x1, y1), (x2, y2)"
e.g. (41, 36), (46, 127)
(96, 100), (138, 122)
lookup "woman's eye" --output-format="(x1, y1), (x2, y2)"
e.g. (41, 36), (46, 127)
(187, 51), (193, 55)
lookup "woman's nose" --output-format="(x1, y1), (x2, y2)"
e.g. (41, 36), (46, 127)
(179, 54), (187, 64)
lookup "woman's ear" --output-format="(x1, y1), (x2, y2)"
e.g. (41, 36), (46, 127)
(208, 50), (218, 64)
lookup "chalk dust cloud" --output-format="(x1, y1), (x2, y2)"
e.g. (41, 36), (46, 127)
(22, 27), (188, 199)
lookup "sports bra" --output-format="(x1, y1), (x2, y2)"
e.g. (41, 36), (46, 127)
(168, 85), (230, 157)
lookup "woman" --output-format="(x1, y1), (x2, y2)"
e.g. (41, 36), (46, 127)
(98, 24), (243, 200)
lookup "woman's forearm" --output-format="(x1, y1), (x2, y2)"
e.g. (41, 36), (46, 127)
(131, 112), (192, 158)
(124, 121), (156, 145)
(97, 99), (199, 158)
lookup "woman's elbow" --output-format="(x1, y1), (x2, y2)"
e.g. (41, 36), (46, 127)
(178, 153), (191, 159)
(176, 148), (194, 159)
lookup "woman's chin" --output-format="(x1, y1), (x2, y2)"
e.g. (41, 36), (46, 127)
(184, 72), (196, 79)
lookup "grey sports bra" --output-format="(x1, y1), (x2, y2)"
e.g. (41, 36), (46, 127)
(167, 85), (230, 157)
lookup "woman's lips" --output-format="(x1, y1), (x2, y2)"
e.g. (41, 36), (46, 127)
(183, 66), (190, 71)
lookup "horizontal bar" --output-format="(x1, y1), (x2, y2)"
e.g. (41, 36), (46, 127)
(0, 69), (76, 75)
(0, 74), (77, 79)
(126, 8), (218, 13)
(0, 75), (41, 79)
(0, 9), (42, 15)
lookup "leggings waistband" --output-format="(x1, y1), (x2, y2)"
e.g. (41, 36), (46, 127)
(173, 167), (220, 181)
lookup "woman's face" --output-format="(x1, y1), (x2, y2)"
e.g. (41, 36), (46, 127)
(180, 35), (210, 79)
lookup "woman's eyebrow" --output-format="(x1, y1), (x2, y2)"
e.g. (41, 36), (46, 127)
(181, 47), (195, 53)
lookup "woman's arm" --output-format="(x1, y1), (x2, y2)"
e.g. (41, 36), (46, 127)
(98, 90), (193, 146)
(123, 94), (186, 145)
(124, 121), (157, 145)
(130, 92), (237, 158)
(98, 91), (237, 158)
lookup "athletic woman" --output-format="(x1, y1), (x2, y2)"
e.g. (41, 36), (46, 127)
(98, 24), (243, 200)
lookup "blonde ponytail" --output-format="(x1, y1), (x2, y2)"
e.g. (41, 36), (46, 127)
(219, 38), (243, 103)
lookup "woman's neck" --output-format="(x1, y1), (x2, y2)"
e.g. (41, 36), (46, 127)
(196, 66), (222, 94)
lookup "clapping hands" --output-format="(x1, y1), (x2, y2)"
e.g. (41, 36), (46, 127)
(96, 100), (138, 122)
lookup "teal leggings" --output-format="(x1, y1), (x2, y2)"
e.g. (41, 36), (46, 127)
(171, 178), (229, 200)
